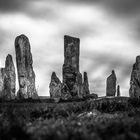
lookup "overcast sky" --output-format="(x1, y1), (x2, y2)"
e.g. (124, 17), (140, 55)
(0, 0), (140, 96)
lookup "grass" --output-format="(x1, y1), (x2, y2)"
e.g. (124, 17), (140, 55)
(0, 97), (140, 140)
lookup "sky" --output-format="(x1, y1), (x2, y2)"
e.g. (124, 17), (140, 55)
(0, 0), (140, 96)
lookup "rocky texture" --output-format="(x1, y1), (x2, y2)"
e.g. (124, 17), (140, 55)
(0, 55), (16, 100)
(0, 68), (6, 98)
(62, 35), (82, 97)
(106, 70), (117, 96)
(82, 72), (90, 97)
(129, 56), (140, 98)
(4, 54), (16, 100)
(15, 34), (38, 99)
(49, 72), (62, 98)
(117, 85), (120, 97)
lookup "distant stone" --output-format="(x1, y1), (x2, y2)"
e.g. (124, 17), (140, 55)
(62, 35), (81, 97)
(106, 70), (117, 96)
(15, 34), (38, 99)
(129, 56), (140, 98)
(4, 54), (16, 100)
(117, 85), (120, 97)
(82, 72), (90, 97)
(49, 72), (62, 98)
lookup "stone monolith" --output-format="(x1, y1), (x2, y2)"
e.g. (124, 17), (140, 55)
(106, 70), (116, 96)
(49, 72), (62, 98)
(4, 54), (16, 100)
(117, 85), (120, 97)
(82, 72), (90, 97)
(15, 34), (38, 99)
(62, 35), (81, 97)
(129, 56), (140, 98)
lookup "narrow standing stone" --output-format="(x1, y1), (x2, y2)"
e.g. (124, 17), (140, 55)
(4, 54), (16, 100)
(129, 56), (140, 98)
(106, 70), (117, 96)
(49, 72), (62, 98)
(15, 34), (38, 99)
(117, 85), (120, 97)
(82, 72), (90, 97)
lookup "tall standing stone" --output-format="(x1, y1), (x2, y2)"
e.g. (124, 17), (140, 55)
(129, 56), (140, 98)
(117, 85), (120, 97)
(62, 35), (81, 97)
(106, 70), (117, 96)
(15, 34), (38, 99)
(49, 72), (62, 98)
(4, 54), (16, 100)
(82, 72), (90, 97)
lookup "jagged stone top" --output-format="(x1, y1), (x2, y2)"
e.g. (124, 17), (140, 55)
(112, 70), (115, 75)
(107, 70), (116, 80)
(5, 54), (14, 69)
(83, 72), (88, 81)
(64, 35), (80, 42)
(136, 56), (140, 63)
(51, 72), (61, 84)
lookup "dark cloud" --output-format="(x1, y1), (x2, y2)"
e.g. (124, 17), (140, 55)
(0, 0), (28, 12)
(0, 0), (58, 19)
(63, 0), (140, 17)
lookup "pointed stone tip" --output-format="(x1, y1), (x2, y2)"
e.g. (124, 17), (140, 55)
(64, 35), (80, 41)
(112, 70), (115, 74)
(84, 72), (87, 76)
(6, 54), (13, 62)
(136, 56), (140, 63)
(51, 72), (56, 77)
(6, 54), (12, 58)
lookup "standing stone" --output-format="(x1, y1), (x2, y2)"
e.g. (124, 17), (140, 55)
(15, 34), (38, 99)
(106, 70), (117, 96)
(117, 85), (120, 97)
(129, 56), (140, 98)
(0, 68), (6, 99)
(62, 35), (81, 97)
(49, 72), (62, 98)
(4, 54), (16, 100)
(82, 72), (90, 97)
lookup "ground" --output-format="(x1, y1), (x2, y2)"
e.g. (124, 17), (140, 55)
(0, 97), (140, 140)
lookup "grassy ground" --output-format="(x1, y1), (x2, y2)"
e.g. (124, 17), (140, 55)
(0, 97), (140, 140)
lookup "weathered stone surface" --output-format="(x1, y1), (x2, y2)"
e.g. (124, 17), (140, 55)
(117, 85), (120, 97)
(106, 70), (116, 96)
(129, 56), (140, 98)
(0, 68), (5, 98)
(49, 72), (62, 98)
(82, 72), (90, 97)
(62, 35), (81, 97)
(61, 83), (72, 100)
(3, 54), (16, 100)
(15, 34), (38, 99)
